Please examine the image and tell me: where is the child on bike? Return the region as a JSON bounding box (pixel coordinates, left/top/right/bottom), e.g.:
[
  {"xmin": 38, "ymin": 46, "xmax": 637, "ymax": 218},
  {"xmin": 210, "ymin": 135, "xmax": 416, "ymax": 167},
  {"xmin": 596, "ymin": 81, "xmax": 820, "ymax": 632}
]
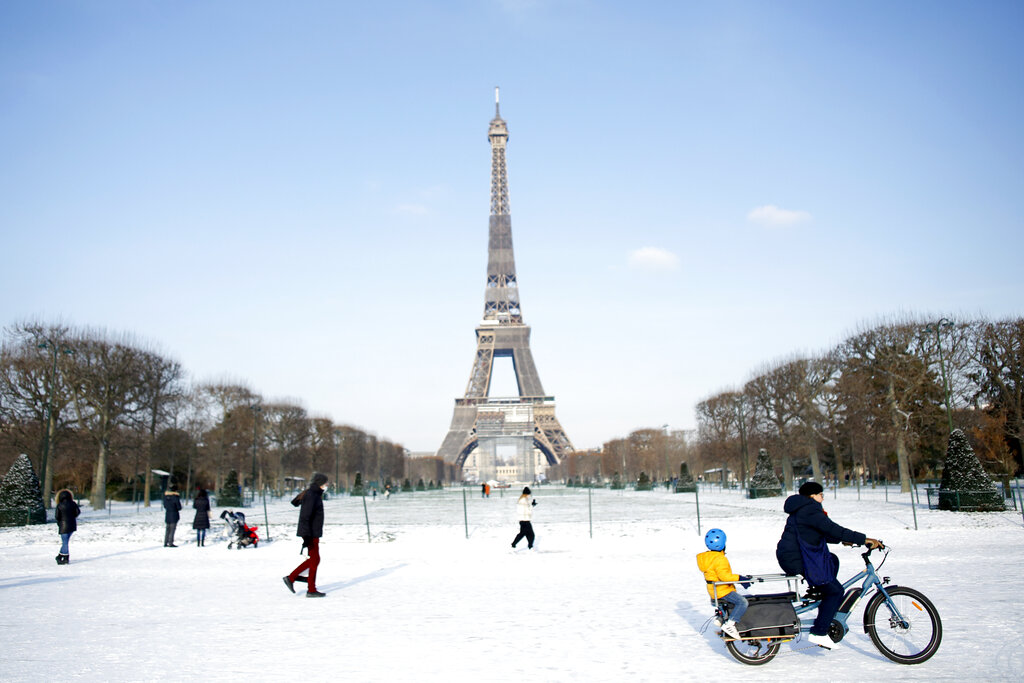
[{"xmin": 697, "ymin": 528, "xmax": 752, "ymax": 639}]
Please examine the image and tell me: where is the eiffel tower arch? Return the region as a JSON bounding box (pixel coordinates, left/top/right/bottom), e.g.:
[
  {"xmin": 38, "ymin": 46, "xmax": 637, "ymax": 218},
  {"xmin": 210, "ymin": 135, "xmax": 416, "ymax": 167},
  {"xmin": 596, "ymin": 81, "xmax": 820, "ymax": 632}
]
[{"xmin": 437, "ymin": 89, "xmax": 574, "ymax": 482}]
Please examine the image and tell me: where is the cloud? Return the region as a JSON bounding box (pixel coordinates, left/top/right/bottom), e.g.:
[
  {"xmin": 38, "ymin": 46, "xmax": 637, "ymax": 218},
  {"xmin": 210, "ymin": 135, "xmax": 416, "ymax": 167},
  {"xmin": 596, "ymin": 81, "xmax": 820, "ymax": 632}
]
[
  {"xmin": 627, "ymin": 247, "xmax": 680, "ymax": 272},
  {"xmin": 747, "ymin": 205, "xmax": 812, "ymax": 226}
]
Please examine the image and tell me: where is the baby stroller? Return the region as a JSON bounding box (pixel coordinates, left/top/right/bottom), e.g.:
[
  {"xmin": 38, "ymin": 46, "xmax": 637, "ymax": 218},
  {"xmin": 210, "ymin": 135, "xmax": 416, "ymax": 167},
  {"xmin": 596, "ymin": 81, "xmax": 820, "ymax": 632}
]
[{"xmin": 220, "ymin": 509, "xmax": 259, "ymax": 549}]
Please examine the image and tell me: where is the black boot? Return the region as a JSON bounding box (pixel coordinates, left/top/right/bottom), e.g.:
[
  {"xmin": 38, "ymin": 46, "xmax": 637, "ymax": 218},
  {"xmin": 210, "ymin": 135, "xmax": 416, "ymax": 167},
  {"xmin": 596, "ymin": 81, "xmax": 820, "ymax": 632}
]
[{"xmin": 55, "ymin": 554, "xmax": 62, "ymax": 565}]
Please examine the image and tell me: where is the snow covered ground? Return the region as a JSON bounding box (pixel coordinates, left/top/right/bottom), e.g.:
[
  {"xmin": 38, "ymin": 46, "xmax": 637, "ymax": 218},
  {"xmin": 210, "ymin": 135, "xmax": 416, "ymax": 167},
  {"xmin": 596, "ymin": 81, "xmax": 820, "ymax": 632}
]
[{"xmin": 2, "ymin": 484, "xmax": 1022, "ymax": 682}]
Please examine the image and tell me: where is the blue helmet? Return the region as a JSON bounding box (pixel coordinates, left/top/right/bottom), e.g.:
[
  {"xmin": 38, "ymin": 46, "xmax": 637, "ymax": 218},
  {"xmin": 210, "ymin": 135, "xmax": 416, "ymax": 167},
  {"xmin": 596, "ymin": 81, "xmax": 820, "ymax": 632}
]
[{"xmin": 705, "ymin": 528, "xmax": 726, "ymax": 551}]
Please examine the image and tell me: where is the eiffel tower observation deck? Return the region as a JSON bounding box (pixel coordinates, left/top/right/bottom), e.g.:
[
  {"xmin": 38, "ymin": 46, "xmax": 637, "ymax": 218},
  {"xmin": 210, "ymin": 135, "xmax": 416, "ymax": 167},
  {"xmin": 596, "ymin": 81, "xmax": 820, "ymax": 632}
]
[{"xmin": 437, "ymin": 89, "xmax": 574, "ymax": 482}]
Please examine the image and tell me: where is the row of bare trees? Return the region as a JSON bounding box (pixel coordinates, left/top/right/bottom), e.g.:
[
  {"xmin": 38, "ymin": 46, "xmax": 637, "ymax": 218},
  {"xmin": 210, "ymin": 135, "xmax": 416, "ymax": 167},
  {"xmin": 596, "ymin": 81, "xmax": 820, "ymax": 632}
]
[
  {"xmin": 0, "ymin": 322, "xmax": 409, "ymax": 509},
  {"xmin": 547, "ymin": 428, "xmax": 694, "ymax": 484},
  {"xmin": 693, "ymin": 316, "xmax": 1024, "ymax": 493}
]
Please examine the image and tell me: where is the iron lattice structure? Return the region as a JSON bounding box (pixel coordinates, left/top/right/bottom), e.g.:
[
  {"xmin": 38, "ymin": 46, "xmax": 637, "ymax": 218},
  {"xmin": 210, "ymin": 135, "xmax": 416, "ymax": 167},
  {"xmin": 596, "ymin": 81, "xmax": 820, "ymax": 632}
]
[{"xmin": 437, "ymin": 90, "xmax": 574, "ymax": 471}]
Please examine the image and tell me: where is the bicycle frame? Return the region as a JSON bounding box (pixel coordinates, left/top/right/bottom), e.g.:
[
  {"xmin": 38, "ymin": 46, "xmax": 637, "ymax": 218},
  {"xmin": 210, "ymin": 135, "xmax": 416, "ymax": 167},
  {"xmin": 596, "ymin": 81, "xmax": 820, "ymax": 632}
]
[{"xmin": 712, "ymin": 549, "xmax": 907, "ymax": 638}]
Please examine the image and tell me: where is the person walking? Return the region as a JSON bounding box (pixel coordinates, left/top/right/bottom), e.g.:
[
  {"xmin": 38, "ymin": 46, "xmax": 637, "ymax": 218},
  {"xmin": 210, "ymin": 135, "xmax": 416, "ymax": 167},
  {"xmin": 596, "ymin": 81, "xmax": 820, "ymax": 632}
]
[
  {"xmin": 163, "ymin": 484, "xmax": 182, "ymax": 547},
  {"xmin": 55, "ymin": 489, "xmax": 80, "ymax": 565},
  {"xmin": 511, "ymin": 486, "xmax": 537, "ymax": 550},
  {"xmin": 192, "ymin": 487, "xmax": 211, "ymax": 547},
  {"xmin": 283, "ymin": 473, "xmax": 328, "ymax": 598},
  {"xmin": 776, "ymin": 481, "xmax": 881, "ymax": 650}
]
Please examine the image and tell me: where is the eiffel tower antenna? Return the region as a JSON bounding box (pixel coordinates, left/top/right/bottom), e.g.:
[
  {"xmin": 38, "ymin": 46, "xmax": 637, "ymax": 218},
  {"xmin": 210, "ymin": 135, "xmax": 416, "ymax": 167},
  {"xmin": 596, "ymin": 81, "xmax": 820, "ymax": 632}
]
[{"xmin": 437, "ymin": 91, "xmax": 574, "ymax": 480}]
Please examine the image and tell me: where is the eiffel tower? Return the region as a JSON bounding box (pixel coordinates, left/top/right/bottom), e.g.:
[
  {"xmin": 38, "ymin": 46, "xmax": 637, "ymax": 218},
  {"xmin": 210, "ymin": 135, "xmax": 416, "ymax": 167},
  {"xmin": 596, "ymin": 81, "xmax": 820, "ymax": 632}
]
[{"xmin": 437, "ymin": 89, "xmax": 574, "ymax": 480}]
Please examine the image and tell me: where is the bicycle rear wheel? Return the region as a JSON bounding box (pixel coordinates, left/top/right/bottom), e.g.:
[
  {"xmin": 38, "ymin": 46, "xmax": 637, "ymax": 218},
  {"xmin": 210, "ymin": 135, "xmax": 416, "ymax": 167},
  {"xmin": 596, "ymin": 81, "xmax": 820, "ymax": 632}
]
[
  {"xmin": 864, "ymin": 586, "xmax": 941, "ymax": 664},
  {"xmin": 725, "ymin": 638, "xmax": 781, "ymax": 665}
]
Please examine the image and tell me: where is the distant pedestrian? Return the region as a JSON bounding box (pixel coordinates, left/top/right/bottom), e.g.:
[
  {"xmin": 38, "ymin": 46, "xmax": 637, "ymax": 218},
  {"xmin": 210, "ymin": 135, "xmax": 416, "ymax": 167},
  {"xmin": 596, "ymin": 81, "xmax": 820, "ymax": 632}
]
[
  {"xmin": 193, "ymin": 487, "xmax": 211, "ymax": 547},
  {"xmin": 55, "ymin": 489, "xmax": 80, "ymax": 565},
  {"xmin": 283, "ymin": 473, "xmax": 328, "ymax": 598},
  {"xmin": 163, "ymin": 484, "xmax": 182, "ymax": 547},
  {"xmin": 511, "ymin": 486, "xmax": 537, "ymax": 550},
  {"xmin": 481, "ymin": 483, "xmax": 487, "ymax": 498}
]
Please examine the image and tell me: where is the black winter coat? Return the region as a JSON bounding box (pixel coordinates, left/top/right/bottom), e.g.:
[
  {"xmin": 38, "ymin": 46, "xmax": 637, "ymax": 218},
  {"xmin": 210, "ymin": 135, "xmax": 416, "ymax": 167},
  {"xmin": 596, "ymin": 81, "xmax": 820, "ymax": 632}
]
[
  {"xmin": 775, "ymin": 494, "xmax": 866, "ymax": 575},
  {"xmin": 56, "ymin": 496, "xmax": 80, "ymax": 534},
  {"xmin": 296, "ymin": 486, "xmax": 324, "ymax": 539},
  {"xmin": 192, "ymin": 495, "xmax": 211, "ymax": 530},
  {"xmin": 163, "ymin": 491, "xmax": 182, "ymax": 524}
]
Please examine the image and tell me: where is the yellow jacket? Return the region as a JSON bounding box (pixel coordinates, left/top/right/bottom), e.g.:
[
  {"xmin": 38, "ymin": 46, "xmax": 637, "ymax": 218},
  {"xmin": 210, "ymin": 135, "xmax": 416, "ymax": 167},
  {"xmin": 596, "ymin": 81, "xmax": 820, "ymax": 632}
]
[{"xmin": 696, "ymin": 550, "xmax": 741, "ymax": 599}]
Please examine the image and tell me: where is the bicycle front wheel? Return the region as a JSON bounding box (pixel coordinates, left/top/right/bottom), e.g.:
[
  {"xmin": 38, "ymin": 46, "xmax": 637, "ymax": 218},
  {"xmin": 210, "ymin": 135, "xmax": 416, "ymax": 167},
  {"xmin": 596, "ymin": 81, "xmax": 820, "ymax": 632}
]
[{"xmin": 864, "ymin": 586, "xmax": 942, "ymax": 664}]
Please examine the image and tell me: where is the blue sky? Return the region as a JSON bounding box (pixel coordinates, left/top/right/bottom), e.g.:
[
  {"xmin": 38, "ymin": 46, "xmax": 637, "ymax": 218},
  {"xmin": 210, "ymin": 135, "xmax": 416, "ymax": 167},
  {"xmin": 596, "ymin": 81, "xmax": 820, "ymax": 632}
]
[{"xmin": 2, "ymin": 1, "xmax": 1022, "ymax": 453}]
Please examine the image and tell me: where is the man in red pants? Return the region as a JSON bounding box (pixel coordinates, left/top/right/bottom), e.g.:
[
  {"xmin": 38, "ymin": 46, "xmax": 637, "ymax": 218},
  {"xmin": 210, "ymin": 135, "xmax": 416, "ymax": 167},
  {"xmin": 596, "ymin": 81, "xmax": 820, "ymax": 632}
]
[{"xmin": 283, "ymin": 473, "xmax": 328, "ymax": 598}]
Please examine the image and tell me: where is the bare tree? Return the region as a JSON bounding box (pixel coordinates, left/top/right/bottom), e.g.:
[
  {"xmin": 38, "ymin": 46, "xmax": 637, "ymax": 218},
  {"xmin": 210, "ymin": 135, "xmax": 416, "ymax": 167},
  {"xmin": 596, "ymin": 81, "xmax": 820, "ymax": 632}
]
[
  {"xmin": 138, "ymin": 351, "xmax": 184, "ymax": 506},
  {"xmin": 66, "ymin": 332, "xmax": 150, "ymax": 510},
  {"xmin": 745, "ymin": 360, "xmax": 805, "ymax": 490},
  {"xmin": 262, "ymin": 401, "xmax": 310, "ymax": 493},
  {"xmin": 0, "ymin": 322, "xmax": 76, "ymax": 507},
  {"xmin": 841, "ymin": 320, "xmax": 945, "ymax": 492},
  {"xmin": 969, "ymin": 318, "xmax": 1024, "ymax": 474}
]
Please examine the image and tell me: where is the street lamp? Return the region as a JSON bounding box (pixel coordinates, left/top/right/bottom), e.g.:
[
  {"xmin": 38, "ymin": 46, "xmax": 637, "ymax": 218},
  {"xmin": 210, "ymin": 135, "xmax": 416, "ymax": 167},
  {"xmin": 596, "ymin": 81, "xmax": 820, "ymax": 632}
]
[
  {"xmin": 662, "ymin": 424, "xmax": 670, "ymax": 485},
  {"xmin": 37, "ymin": 340, "xmax": 73, "ymax": 508},
  {"xmin": 249, "ymin": 404, "xmax": 262, "ymax": 505},
  {"xmin": 333, "ymin": 429, "xmax": 342, "ymax": 494},
  {"xmin": 925, "ymin": 319, "xmax": 955, "ymax": 434},
  {"xmin": 733, "ymin": 396, "xmax": 750, "ymax": 488}
]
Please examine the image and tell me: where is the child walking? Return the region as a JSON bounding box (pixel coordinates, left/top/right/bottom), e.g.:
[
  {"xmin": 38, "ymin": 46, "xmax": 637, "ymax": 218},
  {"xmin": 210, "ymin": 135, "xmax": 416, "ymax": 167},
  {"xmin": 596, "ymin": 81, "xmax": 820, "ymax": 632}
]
[{"xmin": 696, "ymin": 528, "xmax": 751, "ymax": 639}]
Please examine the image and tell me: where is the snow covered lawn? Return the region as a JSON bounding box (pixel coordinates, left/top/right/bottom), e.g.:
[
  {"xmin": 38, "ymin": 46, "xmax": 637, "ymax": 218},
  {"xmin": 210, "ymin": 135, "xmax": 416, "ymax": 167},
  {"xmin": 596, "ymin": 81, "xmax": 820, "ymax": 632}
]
[{"xmin": 2, "ymin": 486, "xmax": 1022, "ymax": 681}]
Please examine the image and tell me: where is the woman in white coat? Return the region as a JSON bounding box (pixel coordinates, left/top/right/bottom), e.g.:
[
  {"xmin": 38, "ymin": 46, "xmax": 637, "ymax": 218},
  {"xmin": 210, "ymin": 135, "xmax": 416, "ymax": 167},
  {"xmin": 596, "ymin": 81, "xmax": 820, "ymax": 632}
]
[{"xmin": 511, "ymin": 486, "xmax": 537, "ymax": 549}]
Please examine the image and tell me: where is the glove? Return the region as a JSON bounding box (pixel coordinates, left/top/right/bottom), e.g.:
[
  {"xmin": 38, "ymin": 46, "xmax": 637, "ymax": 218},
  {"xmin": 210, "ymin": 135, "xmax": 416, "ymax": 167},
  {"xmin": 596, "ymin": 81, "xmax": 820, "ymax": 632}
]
[
  {"xmin": 865, "ymin": 538, "xmax": 883, "ymax": 550},
  {"xmin": 531, "ymin": 500, "xmax": 538, "ymax": 506},
  {"xmin": 739, "ymin": 575, "xmax": 752, "ymax": 589}
]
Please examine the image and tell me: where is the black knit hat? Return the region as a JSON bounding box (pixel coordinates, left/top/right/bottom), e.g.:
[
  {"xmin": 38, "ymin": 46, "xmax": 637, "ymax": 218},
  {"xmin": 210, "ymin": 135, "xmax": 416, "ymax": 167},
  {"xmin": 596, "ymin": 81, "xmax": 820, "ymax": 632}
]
[
  {"xmin": 522, "ymin": 486, "xmax": 531, "ymax": 495},
  {"xmin": 799, "ymin": 481, "xmax": 824, "ymax": 496}
]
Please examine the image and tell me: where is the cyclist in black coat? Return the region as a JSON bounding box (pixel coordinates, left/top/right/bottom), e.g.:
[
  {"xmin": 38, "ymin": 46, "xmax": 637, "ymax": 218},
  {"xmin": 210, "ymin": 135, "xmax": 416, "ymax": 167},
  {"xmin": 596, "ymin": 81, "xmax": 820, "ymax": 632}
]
[
  {"xmin": 55, "ymin": 489, "xmax": 80, "ymax": 565},
  {"xmin": 283, "ymin": 473, "xmax": 328, "ymax": 598},
  {"xmin": 776, "ymin": 481, "xmax": 880, "ymax": 650}
]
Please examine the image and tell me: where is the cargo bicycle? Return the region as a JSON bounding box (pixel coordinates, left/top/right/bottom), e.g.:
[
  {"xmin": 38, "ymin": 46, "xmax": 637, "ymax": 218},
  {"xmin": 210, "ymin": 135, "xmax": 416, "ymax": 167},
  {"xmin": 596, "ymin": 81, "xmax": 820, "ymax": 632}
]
[{"xmin": 710, "ymin": 543, "xmax": 942, "ymax": 665}]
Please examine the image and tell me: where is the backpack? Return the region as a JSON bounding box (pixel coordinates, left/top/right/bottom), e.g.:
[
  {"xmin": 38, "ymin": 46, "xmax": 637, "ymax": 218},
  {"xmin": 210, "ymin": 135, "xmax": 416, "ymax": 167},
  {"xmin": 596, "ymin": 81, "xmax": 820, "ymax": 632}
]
[{"xmin": 795, "ymin": 532, "xmax": 837, "ymax": 586}]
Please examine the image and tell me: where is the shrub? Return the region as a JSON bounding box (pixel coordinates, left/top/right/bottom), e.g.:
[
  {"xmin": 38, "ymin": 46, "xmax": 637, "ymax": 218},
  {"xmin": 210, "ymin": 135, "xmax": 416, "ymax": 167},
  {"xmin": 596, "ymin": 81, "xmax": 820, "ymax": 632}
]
[
  {"xmin": 939, "ymin": 429, "xmax": 1005, "ymax": 511},
  {"xmin": 218, "ymin": 470, "xmax": 243, "ymax": 507},
  {"xmin": 0, "ymin": 454, "xmax": 47, "ymax": 526}
]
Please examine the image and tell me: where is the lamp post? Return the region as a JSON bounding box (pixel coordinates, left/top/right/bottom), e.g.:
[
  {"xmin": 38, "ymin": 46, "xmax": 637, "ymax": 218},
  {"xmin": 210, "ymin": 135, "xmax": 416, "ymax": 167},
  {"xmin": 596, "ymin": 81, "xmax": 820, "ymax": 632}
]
[
  {"xmin": 733, "ymin": 396, "xmax": 750, "ymax": 488},
  {"xmin": 925, "ymin": 319, "xmax": 955, "ymax": 434},
  {"xmin": 333, "ymin": 429, "xmax": 342, "ymax": 494},
  {"xmin": 249, "ymin": 404, "xmax": 261, "ymax": 505},
  {"xmin": 37, "ymin": 340, "xmax": 72, "ymax": 508},
  {"xmin": 662, "ymin": 424, "xmax": 670, "ymax": 484}
]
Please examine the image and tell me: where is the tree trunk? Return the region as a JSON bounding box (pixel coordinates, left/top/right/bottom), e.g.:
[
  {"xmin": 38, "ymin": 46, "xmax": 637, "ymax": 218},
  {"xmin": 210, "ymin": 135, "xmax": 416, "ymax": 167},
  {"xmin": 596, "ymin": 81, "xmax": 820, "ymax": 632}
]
[
  {"xmin": 42, "ymin": 412, "xmax": 57, "ymax": 509},
  {"xmin": 781, "ymin": 455, "xmax": 793, "ymax": 491},
  {"xmin": 886, "ymin": 377, "xmax": 913, "ymax": 493},
  {"xmin": 91, "ymin": 438, "xmax": 108, "ymax": 510},
  {"xmin": 809, "ymin": 444, "xmax": 822, "ymax": 484},
  {"xmin": 834, "ymin": 445, "xmax": 846, "ymax": 488}
]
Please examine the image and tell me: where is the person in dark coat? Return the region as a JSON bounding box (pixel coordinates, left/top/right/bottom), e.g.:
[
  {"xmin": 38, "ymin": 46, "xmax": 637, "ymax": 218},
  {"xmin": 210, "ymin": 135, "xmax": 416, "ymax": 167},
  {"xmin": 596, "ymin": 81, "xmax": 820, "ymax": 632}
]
[
  {"xmin": 55, "ymin": 489, "xmax": 80, "ymax": 565},
  {"xmin": 163, "ymin": 485, "xmax": 182, "ymax": 547},
  {"xmin": 192, "ymin": 488, "xmax": 211, "ymax": 547},
  {"xmin": 775, "ymin": 481, "xmax": 881, "ymax": 650},
  {"xmin": 283, "ymin": 473, "xmax": 328, "ymax": 598}
]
